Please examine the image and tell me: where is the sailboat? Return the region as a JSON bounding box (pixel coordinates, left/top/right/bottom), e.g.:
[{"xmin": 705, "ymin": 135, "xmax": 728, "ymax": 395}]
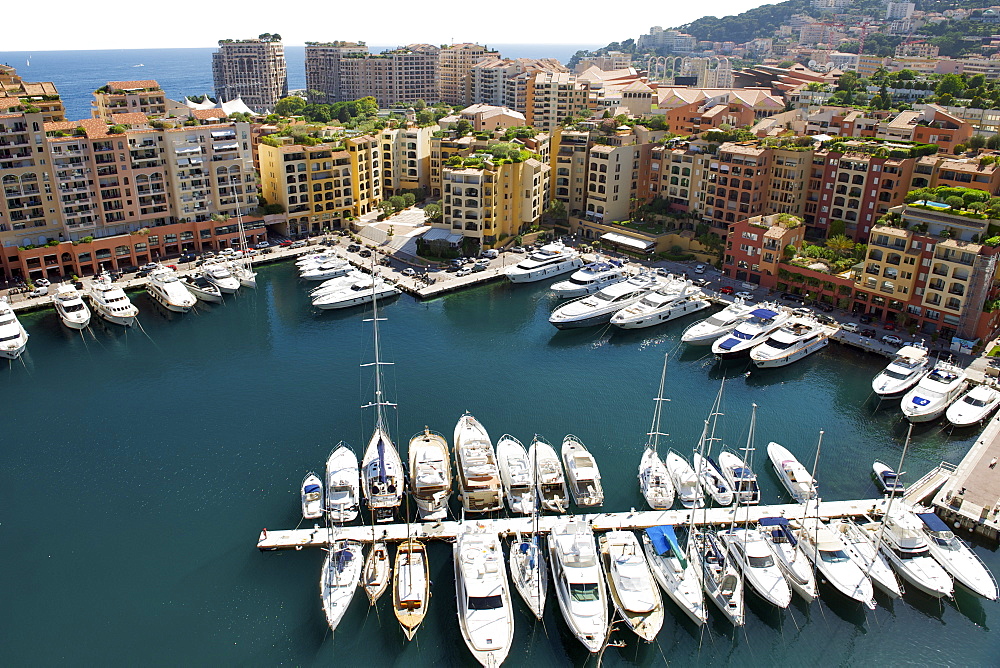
[
  {"xmin": 638, "ymin": 353, "xmax": 676, "ymax": 509},
  {"xmin": 393, "ymin": 538, "xmax": 430, "ymax": 640},
  {"xmin": 319, "ymin": 531, "xmax": 363, "ymax": 632},
  {"xmin": 231, "ymin": 178, "xmax": 257, "ymax": 288},
  {"xmin": 359, "ymin": 291, "xmax": 404, "ymax": 523},
  {"xmin": 510, "ymin": 524, "xmax": 548, "ymax": 619},
  {"xmin": 362, "ymin": 542, "xmax": 390, "ymax": 604},
  {"xmin": 693, "ymin": 381, "xmax": 734, "ymax": 507},
  {"xmin": 642, "ymin": 525, "xmax": 707, "ymax": 625}
]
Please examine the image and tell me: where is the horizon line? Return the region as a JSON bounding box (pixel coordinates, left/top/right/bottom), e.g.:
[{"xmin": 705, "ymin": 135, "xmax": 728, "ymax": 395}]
[{"xmin": 0, "ymin": 42, "xmax": 605, "ymax": 54}]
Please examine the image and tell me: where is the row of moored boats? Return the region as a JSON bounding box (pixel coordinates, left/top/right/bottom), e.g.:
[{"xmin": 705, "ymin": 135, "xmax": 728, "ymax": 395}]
[{"xmin": 295, "ymin": 251, "xmax": 400, "ymax": 309}]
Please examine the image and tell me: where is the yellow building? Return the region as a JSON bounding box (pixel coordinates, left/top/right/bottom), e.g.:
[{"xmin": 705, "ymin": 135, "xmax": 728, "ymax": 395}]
[
  {"xmin": 345, "ymin": 135, "xmax": 382, "ymax": 216},
  {"xmin": 0, "ymin": 65, "xmax": 65, "ymax": 122},
  {"xmin": 525, "ymin": 71, "xmax": 593, "ymax": 131},
  {"xmin": 379, "ymin": 125, "xmax": 433, "ymax": 195}
]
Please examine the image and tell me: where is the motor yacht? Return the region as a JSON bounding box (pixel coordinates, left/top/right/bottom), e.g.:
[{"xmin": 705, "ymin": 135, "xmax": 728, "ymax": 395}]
[
  {"xmin": 712, "ymin": 305, "xmax": 790, "ymax": 358},
  {"xmin": 680, "ymin": 298, "xmax": 756, "ymax": 345},
  {"xmin": 496, "ymin": 434, "xmax": 536, "ymax": 515},
  {"xmin": 52, "ymin": 284, "xmax": 91, "ymax": 329},
  {"xmin": 548, "ymin": 272, "xmax": 663, "ymax": 329},
  {"xmin": 639, "ymin": 447, "xmax": 675, "ymax": 509},
  {"xmin": 600, "ymin": 530, "xmax": 664, "ymax": 642},
  {"xmin": 692, "ymin": 452, "xmax": 734, "ymax": 507},
  {"xmin": 309, "ymin": 270, "xmax": 364, "ymax": 297},
  {"xmin": 561, "ymin": 435, "xmax": 604, "ymax": 507},
  {"xmin": 0, "ymin": 298, "xmax": 28, "ymax": 360},
  {"xmin": 833, "ymin": 518, "xmax": 903, "ymax": 598},
  {"xmin": 407, "ymin": 428, "xmax": 451, "ymax": 521},
  {"xmin": 453, "ymin": 525, "xmax": 514, "ymax": 667},
  {"xmin": 509, "ymin": 533, "xmax": 547, "ymax": 620},
  {"xmin": 873, "ymin": 460, "xmax": 905, "ymax": 496},
  {"xmin": 749, "ymin": 318, "xmax": 832, "ymax": 368},
  {"xmin": 454, "ymin": 412, "xmax": 503, "ymax": 513},
  {"xmin": 504, "ymin": 242, "xmax": 583, "ymax": 283},
  {"xmin": 901, "ymin": 359, "xmax": 968, "ymax": 422},
  {"xmin": 719, "ymin": 527, "xmax": 792, "ymax": 608},
  {"xmin": 550, "ymin": 259, "xmax": 628, "ymax": 298},
  {"xmin": 300, "ymin": 259, "xmax": 352, "ymax": 281},
  {"xmin": 296, "ymin": 251, "xmax": 338, "ymax": 268},
  {"xmin": 665, "ymin": 450, "xmax": 704, "ymax": 509},
  {"xmin": 946, "ymin": 384, "xmax": 1000, "ymax": 428},
  {"xmin": 548, "ymin": 519, "xmax": 608, "ymax": 653},
  {"xmin": 529, "ymin": 436, "xmax": 568, "ymax": 513},
  {"xmin": 691, "ymin": 529, "xmax": 744, "ymax": 626},
  {"xmin": 797, "ymin": 518, "xmax": 876, "ymax": 608},
  {"xmin": 301, "ymin": 472, "xmax": 324, "ymax": 520},
  {"xmin": 180, "ymin": 275, "xmax": 223, "ymax": 303},
  {"xmin": 767, "ymin": 441, "xmax": 817, "ymax": 503},
  {"xmin": 757, "ymin": 517, "xmax": 818, "ymax": 601},
  {"xmin": 872, "ymin": 508, "xmax": 953, "ymax": 598},
  {"xmin": 202, "ymin": 262, "xmax": 240, "ymax": 294},
  {"xmin": 915, "ymin": 511, "xmax": 997, "ymax": 600},
  {"xmin": 320, "ymin": 537, "xmax": 363, "ymax": 632},
  {"xmin": 325, "ymin": 443, "xmax": 360, "ymax": 523},
  {"xmin": 312, "ymin": 275, "xmax": 400, "ymax": 310},
  {"xmin": 363, "ymin": 541, "xmax": 390, "ymax": 605},
  {"xmin": 393, "ymin": 539, "xmax": 430, "ymax": 640},
  {"xmin": 87, "ymin": 272, "xmax": 138, "ymax": 327},
  {"xmin": 611, "ymin": 281, "xmax": 711, "ymax": 329},
  {"xmin": 146, "ymin": 267, "xmax": 196, "ymax": 313},
  {"xmin": 872, "ymin": 343, "xmax": 930, "ymax": 397},
  {"xmin": 717, "ymin": 449, "xmax": 760, "ymax": 505},
  {"xmin": 642, "ymin": 526, "xmax": 707, "ymax": 626}
]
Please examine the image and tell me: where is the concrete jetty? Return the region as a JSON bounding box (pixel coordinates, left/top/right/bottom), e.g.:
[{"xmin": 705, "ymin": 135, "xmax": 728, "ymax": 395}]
[{"xmin": 933, "ymin": 412, "xmax": 1000, "ymax": 540}]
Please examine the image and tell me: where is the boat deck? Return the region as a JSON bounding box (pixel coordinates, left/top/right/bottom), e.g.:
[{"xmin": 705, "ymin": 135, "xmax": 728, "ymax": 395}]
[{"xmin": 257, "ymin": 497, "xmax": 887, "ymax": 550}]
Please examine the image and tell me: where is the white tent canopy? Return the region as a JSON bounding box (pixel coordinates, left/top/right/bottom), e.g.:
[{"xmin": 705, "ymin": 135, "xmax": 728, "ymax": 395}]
[
  {"xmin": 184, "ymin": 95, "xmax": 217, "ymax": 110},
  {"xmin": 600, "ymin": 232, "xmax": 654, "ymax": 251},
  {"xmin": 220, "ymin": 97, "xmax": 257, "ymax": 116}
]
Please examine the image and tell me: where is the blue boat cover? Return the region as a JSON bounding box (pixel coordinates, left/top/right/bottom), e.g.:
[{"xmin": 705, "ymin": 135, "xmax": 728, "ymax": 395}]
[
  {"xmin": 758, "ymin": 516, "xmax": 790, "ymax": 527},
  {"xmin": 917, "ymin": 512, "xmax": 950, "ymax": 533},
  {"xmin": 304, "ymin": 484, "xmax": 321, "ymax": 493},
  {"xmin": 733, "ymin": 467, "xmax": 754, "ymax": 479},
  {"xmin": 750, "ymin": 309, "xmax": 777, "ymax": 319},
  {"xmin": 912, "ymin": 396, "xmax": 930, "ymax": 407},
  {"xmin": 377, "ymin": 437, "xmax": 387, "ymax": 483},
  {"xmin": 646, "ymin": 525, "xmax": 683, "ymax": 561},
  {"xmin": 718, "ymin": 337, "xmax": 739, "ymax": 350},
  {"xmin": 759, "ymin": 516, "xmax": 797, "ymax": 546}
]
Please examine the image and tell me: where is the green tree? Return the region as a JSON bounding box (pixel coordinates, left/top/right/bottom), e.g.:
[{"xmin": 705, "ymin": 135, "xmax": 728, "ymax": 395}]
[
  {"xmin": 936, "ymin": 74, "xmax": 965, "ymax": 97},
  {"xmin": 825, "ymin": 234, "xmax": 855, "ymax": 257},
  {"xmin": 969, "ymin": 134, "xmax": 987, "ymax": 150},
  {"xmin": 274, "ymin": 96, "xmax": 305, "ymax": 117},
  {"xmin": 423, "ymin": 203, "xmax": 442, "ymax": 224},
  {"xmin": 402, "ymin": 193, "xmax": 416, "ymax": 208}
]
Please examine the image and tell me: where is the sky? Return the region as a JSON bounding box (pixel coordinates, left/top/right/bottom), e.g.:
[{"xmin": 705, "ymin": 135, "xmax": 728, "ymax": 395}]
[{"xmin": 5, "ymin": 1, "xmax": 776, "ymax": 51}]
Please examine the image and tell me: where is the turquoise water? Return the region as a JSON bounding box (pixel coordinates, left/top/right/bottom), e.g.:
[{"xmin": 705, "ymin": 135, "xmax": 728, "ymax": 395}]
[{"xmin": 1, "ymin": 260, "xmax": 996, "ymax": 665}]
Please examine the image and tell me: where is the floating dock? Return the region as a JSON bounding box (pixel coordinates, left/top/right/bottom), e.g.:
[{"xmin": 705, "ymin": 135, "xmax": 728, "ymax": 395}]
[
  {"xmin": 257, "ymin": 497, "xmax": 887, "ymax": 550},
  {"xmin": 933, "ymin": 411, "xmax": 1000, "ymax": 540}
]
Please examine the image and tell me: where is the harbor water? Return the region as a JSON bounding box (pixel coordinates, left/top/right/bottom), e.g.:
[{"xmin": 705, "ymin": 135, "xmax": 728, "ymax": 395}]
[{"xmin": 1, "ymin": 260, "xmax": 996, "ymax": 665}]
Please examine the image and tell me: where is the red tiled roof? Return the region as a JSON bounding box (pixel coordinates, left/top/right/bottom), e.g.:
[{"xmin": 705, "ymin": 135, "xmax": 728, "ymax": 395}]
[
  {"xmin": 110, "ymin": 112, "xmax": 149, "ymax": 125},
  {"xmin": 192, "ymin": 108, "xmax": 227, "ymax": 119},
  {"xmin": 107, "ymin": 80, "xmax": 161, "ymax": 91}
]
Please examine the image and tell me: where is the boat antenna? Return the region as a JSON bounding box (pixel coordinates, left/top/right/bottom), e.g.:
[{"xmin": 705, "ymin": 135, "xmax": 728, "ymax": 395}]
[
  {"xmin": 647, "ymin": 353, "xmax": 670, "ymax": 453},
  {"xmin": 361, "ymin": 283, "xmax": 395, "ymax": 431}
]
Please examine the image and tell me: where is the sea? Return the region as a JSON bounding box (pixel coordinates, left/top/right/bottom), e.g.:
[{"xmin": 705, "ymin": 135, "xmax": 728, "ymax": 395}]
[
  {"xmin": 0, "ymin": 260, "xmax": 997, "ymax": 665},
  {"xmin": 0, "ymin": 45, "xmax": 602, "ymax": 121}
]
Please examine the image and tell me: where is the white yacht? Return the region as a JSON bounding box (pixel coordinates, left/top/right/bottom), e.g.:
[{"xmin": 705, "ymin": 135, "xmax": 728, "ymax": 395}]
[
  {"xmin": 718, "ymin": 527, "xmax": 792, "ymax": 608},
  {"xmin": 900, "ymin": 360, "xmax": 968, "ymax": 422},
  {"xmin": 642, "ymin": 526, "xmax": 707, "ymax": 626},
  {"xmin": 548, "ymin": 519, "xmax": 608, "ymax": 653},
  {"xmin": 87, "ymin": 272, "xmax": 138, "ymax": 327},
  {"xmin": 146, "ymin": 267, "xmax": 196, "ymax": 313},
  {"xmin": 296, "ymin": 251, "xmax": 337, "ymax": 267},
  {"xmin": 757, "ymin": 517, "xmax": 818, "ymax": 601},
  {"xmin": 876, "ymin": 508, "xmax": 954, "ymax": 598},
  {"xmin": 301, "ymin": 472, "xmax": 324, "ymax": 520},
  {"xmin": 202, "ymin": 262, "xmax": 240, "ymax": 294},
  {"xmin": 915, "ymin": 510, "xmax": 997, "ymax": 600},
  {"xmin": 712, "ymin": 305, "xmax": 790, "ymax": 358},
  {"xmin": 692, "ymin": 452, "xmax": 734, "ymax": 507},
  {"xmin": 873, "ymin": 460, "xmax": 905, "ymax": 496},
  {"xmin": 548, "ymin": 272, "xmax": 663, "ymax": 329},
  {"xmin": 453, "ymin": 525, "xmax": 514, "ymax": 667},
  {"xmin": 872, "ymin": 343, "xmax": 930, "ymax": 397},
  {"xmin": 611, "ymin": 281, "xmax": 712, "ymax": 329},
  {"xmin": 407, "ymin": 428, "xmax": 451, "ymax": 521},
  {"xmin": 749, "ymin": 318, "xmax": 833, "ymax": 368},
  {"xmin": 300, "ymin": 259, "xmax": 352, "ymax": 281},
  {"xmin": 509, "ymin": 533, "xmax": 547, "ymax": 620},
  {"xmin": 946, "ymin": 384, "xmax": 1000, "ymax": 428},
  {"xmin": 529, "ymin": 436, "xmax": 568, "ymax": 513},
  {"xmin": 561, "ymin": 435, "xmax": 604, "ymax": 507},
  {"xmin": 833, "ymin": 518, "xmax": 904, "ymax": 599},
  {"xmin": 797, "ymin": 518, "xmax": 876, "ymax": 608},
  {"xmin": 504, "ymin": 242, "xmax": 584, "ymax": 283},
  {"xmin": 180, "ymin": 275, "xmax": 223, "ymax": 303},
  {"xmin": 680, "ymin": 298, "xmax": 756, "ymax": 345},
  {"xmin": 325, "ymin": 443, "xmax": 360, "ymax": 523},
  {"xmin": 600, "ymin": 530, "xmax": 664, "ymax": 642},
  {"xmin": 496, "ymin": 434, "xmax": 536, "ymax": 515},
  {"xmin": 312, "ymin": 275, "xmax": 400, "ymax": 310},
  {"xmin": 718, "ymin": 450, "xmax": 760, "ymax": 505},
  {"xmin": 454, "ymin": 413, "xmax": 503, "ymax": 513},
  {"xmin": 767, "ymin": 441, "xmax": 817, "ymax": 503},
  {"xmin": 320, "ymin": 537, "xmax": 363, "ymax": 632},
  {"xmin": 0, "ymin": 298, "xmax": 28, "ymax": 359},
  {"xmin": 52, "ymin": 284, "xmax": 91, "ymax": 329},
  {"xmin": 309, "ymin": 270, "xmax": 364, "ymax": 297},
  {"xmin": 231, "ymin": 261, "xmax": 257, "ymax": 289},
  {"xmin": 692, "ymin": 529, "xmax": 744, "ymax": 626},
  {"xmin": 665, "ymin": 450, "xmax": 704, "ymax": 509},
  {"xmin": 550, "ymin": 259, "xmax": 628, "ymax": 298}
]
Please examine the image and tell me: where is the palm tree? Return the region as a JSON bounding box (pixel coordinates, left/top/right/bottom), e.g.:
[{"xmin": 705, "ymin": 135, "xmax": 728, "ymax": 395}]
[{"xmin": 825, "ymin": 234, "xmax": 855, "ymax": 257}]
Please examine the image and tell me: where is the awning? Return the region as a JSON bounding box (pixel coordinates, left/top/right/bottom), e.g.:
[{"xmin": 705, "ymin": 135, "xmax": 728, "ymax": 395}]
[
  {"xmin": 211, "ymin": 130, "xmax": 235, "ymax": 139},
  {"xmin": 175, "ymin": 146, "xmax": 201, "ymax": 155},
  {"xmin": 214, "ymin": 142, "xmax": 239, "ymax": 151},
  {"xmin": 422, "ymin": 228, "xmax": 463, "ymax": 244},
  {"xmin": 601, "ymin": 231, "xmax": 654, "ymax": 251}
]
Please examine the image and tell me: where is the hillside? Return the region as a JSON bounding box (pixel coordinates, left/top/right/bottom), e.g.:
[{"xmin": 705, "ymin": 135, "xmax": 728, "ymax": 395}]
[{"xmin": 676, "ymin": 0, "xmax": 811, "ymax": 45}]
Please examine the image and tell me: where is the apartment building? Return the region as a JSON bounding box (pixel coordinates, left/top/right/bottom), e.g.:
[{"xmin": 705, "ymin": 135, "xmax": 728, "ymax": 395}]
[
  {"xmin": 345, "ymin": 135, "xmax": 382, "ymax": 216},
  {"xmin": 439, "ymin": 43, "xmax": 499, "ymax": 106},
  {"xmin": 911, "ymin": 154, "xmax": 1000, "ymax": 193},
  {"xmin": 92, "ymin": 80, "xmax": 167, "ymax": 121},
  {"xmin": 469, "ymin": 58, "xmax": 567, "ymax": 109},
  {"xmin": 574, "ymin": 52, "xmax": 631, "ymax": 74},
  {"xmin": 639, "ymin": 142, "xmax": 711, "ymax": 217},
  {"xmin": 723, "ymin": 213, "xmax": 806, "ymax": 286},
  {"xmin": 304, "ymin": 42, "xmax": 369, "ymax": 103},
  {"xmin": 583, "ymin": 143, "xmax": 639, "ymax": 224},
  {"xmin": 379, "ymin": 125, "xmax": 433, "ymax": 195},
  {"xmin": 550, "ymin": 129, "xmax": 591, "ymax": 218},
  {"xmin": 325, "ymin": 44, "xmax": 441, "ymax": 106},
  {"xmin": 429, "ymin": 134, "xmax": 476, "ymax": 197},
  {"xmin": 212, "ymin": 37, "xmax": 288, "ymax": 111},
  {"xmin": 656, "ymin": 88, "xmax": 784, "ymax": 135},
  {"xmin": 525, "ymin": 71, "xmax": 593, "ymax": 131},
  {"xmin": 704, "ymin": 143, "xmax": 771, "ymax": 230},
  {"xmin": 637, "ymin": 27, "xmax": 696, "ymax": 53},
  {"xmin": 0, "ymin": 65, "xmax": 64, "ymax": 122}
]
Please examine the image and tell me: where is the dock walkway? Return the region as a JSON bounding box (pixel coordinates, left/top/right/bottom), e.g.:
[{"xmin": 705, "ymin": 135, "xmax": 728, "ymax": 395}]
[
  {"xmin": 257, "ymin": 497, "xmax": 886, "ymax": 550},
  {"xmin": 933, "ymin": 411, "xmax": 1000, "ymax": 539}
]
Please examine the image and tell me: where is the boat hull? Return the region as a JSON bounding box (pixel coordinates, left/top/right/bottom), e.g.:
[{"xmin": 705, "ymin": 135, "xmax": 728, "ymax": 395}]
[
  {"xmin": 614, "ymin": 298, "xmax": 711, "ymax": 329},
  {"xmin": 506, "ymin": 258, "xmax": 584, "ymax": 283},
  {"xmin": 751, "ymin": 336, "xmax": 829, "ymax": 368},
  {"xmin": 147, "ymin": 286, "xmax": 193, "ymax": 313}
]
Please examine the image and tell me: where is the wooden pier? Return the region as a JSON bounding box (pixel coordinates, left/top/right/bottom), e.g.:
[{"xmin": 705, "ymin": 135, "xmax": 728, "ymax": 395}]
[{"xmin": 256, "ymin": 497, "xmax": 887, "ymax": 550}]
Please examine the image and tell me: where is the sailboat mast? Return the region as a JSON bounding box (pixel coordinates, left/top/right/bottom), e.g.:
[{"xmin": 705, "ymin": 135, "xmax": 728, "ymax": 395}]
[
  {"xmin": 648, "ymin": 354, "xmax": 670, "ymax": 452},
  {"xmin": 738, "ymin": 403, "xmax": 757, "ymax": 530}
]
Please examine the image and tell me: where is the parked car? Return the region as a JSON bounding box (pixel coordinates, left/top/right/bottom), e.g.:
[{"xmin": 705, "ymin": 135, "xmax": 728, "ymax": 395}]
[
  {"xmin": 445, "ymin": 265, "xmax": 459, "ymax": 273},
  {"xmin": 694, "ymin": 264, "xmax": 706, "ymax": 274},
  {"xmin": 402, "ymin": 268, "xmax": 416, "ymax": 277},
  {"xmin": 481, "ymin": 249, "xmax": 499, "ymax": 259},
  {"xmin": 511, "ymin": 246, "xmax": 526, "ymax": 253},
  {"xmin": 178, "ymin": 252, "xmax": 197, "ymax": 263},
  {"xmin": 860, "ymin": 327, "xmax": 877, "ymax": 338},
  {"xmin": 358, "ymin": 249, "xmax": 372, "ymax": 258},
  {"xmin": 780, "ymin": 292, "xmax": 799, "ymax": 301},
  {"xmin": 255, "ymin": 241, "xmax": 271, "ymax": 249},
  {"xmin": 735, "ymin": 291, "xmax": 754, "ymax": 300},
  {"xmin": 289, "ymin": 240, "xmax": 307, "ymax": 249},
  {"xmin": 792, "ymin": 307, "xmax": 813, "ymax": 317},
  {"xmin": 261, "ymin": 247, "xmax": 274, "ymax": 255},
  {"xmin": 882, "ymin": 334, "xmax": 903, "ymax": 346},
  {"xmin": 883, "ymin": 322, "xmax": 896, "ymax": 331},
  {"xmin": 140, "ymin": 262, "xmax": 159, "ymax": 272},
  {"xmin": 719, "ymin": 286, "xmax": 734, "ymax": 295},
  {"xmin": 279, "ymin": 240, "xmax": 293, "ymax": 247},
  {"xmin": 347, "ymin": 244, "xmax": 361, "ymax": 253},
  {"xmin": 694, "ymin": 278, "xmax": 710, "ymax": 287},
  {"xmin": 456, "ymin": 267, "xmax": 473, "ymax": 277},
  {"xmin": 816, "ymin": 314, "xmax": 837, "ymax": 325},
  {"xmin": 471, "ymin": 263, "xmax": 487, "ymax": 273},
  {"xmin": 841, "ymin": 322, "xmax": 860, "ymax": 333},
  {"xmin": 859, "ymin": 314, "xmax": 873, "ymax": 324}
]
